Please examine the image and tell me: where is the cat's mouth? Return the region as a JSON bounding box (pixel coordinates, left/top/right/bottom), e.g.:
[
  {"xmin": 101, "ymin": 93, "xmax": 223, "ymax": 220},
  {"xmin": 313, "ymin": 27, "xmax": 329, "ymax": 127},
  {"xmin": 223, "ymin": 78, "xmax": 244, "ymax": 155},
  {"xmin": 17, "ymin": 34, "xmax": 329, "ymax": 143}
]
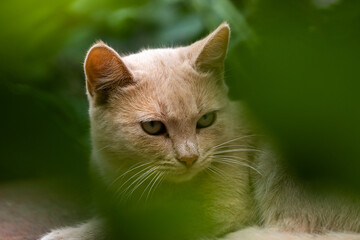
[
  {"xmin": 164, "ymin": 170, "xmax": 199, "ymax": 182},
  {"xmin": 161, "ymin": 159, "xmax": 211, "ymax": 182}
]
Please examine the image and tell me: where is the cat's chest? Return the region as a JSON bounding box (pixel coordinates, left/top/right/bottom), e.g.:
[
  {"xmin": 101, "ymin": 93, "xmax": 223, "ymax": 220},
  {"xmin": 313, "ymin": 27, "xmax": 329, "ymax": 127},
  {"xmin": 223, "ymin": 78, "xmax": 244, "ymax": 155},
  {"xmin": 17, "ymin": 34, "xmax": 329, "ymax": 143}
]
[{"xmin": 100, "ymin": 177, "xmax": 239, "ymax": 239}]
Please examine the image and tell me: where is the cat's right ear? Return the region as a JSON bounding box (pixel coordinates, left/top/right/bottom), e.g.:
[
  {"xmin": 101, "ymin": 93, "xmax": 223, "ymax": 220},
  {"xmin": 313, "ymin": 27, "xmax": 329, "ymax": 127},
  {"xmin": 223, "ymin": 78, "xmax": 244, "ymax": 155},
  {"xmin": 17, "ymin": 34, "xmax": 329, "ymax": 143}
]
[
  {"xmin": 189, "ymin": 22, "xmax": 230, "ymax": 75},
  {"xmin": 84, "ymin": 42, "xmax": 134, "ymax": 104}
]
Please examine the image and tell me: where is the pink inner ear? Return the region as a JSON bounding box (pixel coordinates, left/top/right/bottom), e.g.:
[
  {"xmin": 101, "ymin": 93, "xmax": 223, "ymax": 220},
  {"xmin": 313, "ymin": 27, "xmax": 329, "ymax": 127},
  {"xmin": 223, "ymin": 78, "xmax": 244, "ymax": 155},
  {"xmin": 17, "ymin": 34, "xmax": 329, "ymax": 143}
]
[
  {"xmin": 84, "ymin": 44, "xmax": 133, "ymax": 97},
  {"xmin": 85, "ymin": 47, "xmax": 111, "ymax": 80}
]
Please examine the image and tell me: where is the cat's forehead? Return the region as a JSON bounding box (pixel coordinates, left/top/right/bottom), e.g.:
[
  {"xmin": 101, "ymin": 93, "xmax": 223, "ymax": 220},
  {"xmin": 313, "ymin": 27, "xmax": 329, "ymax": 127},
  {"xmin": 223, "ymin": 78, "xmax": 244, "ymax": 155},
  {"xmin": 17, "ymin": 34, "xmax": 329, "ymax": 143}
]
[
  {"xmin": 119, "ymin": 48, "xmax": 227, "ymax": 121},
  {"xmin": 123, "ymin": 47, "xmax": 209, "ymax": 96},
  {"xmin": 123, "ymin": 48, "xmax": 187, "ymax": 72}
]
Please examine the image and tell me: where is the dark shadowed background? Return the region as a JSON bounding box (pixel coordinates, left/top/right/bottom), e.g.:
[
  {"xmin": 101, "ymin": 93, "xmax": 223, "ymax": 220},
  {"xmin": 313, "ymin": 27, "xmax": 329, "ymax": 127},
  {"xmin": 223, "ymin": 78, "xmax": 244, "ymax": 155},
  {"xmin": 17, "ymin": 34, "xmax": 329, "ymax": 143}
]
[{"xmin": 0, "ymin": 0, "xmax": 360, "ymax": 199}]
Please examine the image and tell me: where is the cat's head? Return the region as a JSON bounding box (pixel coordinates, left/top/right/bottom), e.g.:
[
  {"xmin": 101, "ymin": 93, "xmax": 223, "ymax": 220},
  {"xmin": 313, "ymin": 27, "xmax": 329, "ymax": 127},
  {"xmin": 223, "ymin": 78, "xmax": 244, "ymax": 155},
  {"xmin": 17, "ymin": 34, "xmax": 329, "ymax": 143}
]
[{"xmin": 85, "ymin": 23, "xmax": 244, "ymax": 184}]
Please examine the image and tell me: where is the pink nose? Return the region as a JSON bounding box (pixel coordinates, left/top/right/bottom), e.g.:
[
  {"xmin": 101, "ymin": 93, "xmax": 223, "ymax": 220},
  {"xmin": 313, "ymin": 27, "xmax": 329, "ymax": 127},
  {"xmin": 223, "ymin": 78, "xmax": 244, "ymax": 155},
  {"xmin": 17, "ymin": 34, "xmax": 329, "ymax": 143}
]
[{"xmin": 178, "ymin": 155, "xmax": 198, "ymax": 168}]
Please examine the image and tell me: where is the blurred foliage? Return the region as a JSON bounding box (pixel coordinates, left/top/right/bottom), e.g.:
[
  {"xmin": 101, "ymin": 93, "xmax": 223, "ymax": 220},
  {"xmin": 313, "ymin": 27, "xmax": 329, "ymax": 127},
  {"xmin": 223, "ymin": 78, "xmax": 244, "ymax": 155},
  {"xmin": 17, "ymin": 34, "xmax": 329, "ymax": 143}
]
[
  {"xmin": 0, "ymin": 0, "xmax": 360, "ymax": 195},
  {"xmin": 229, "ymin": 0, "xmax": 360, "ymax": 191}
]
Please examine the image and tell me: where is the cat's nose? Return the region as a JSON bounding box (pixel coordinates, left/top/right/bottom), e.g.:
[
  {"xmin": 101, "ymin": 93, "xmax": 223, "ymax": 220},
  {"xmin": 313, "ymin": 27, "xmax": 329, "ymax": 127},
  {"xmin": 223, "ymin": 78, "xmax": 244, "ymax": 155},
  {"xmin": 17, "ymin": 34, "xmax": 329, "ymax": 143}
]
[{"xmin": 178, "ymin": 155, "xmax": 198, "ymax": 168}]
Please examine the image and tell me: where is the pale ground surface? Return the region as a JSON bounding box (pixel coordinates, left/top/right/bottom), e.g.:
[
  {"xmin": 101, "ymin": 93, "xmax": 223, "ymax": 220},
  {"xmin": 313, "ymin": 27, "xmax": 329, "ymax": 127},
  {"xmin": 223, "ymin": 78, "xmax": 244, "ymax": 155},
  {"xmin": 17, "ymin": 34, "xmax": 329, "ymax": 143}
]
[{"xmin": 0, "ymin": 179, "xmax": 89, "ymax": 240}]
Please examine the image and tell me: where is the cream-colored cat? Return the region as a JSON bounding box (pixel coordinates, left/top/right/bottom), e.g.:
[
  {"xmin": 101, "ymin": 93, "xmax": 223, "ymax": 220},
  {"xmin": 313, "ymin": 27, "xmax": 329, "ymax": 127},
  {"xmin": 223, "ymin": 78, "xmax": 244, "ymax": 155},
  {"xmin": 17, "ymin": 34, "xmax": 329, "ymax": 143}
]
[{"xmin": 41, "ymin": 23, "xmax": 360, "ymax": 240}]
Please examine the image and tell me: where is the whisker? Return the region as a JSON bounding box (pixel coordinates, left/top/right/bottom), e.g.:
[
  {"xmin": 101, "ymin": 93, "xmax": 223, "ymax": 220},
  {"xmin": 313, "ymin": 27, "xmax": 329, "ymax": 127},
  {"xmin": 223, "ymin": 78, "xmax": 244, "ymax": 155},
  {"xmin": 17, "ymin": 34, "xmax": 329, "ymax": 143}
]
[
  {"xmin": 122, "ymin": 166, "xmax": 159, "ymax": 199},
  {"xmin": 207, "ymin": 166, "xmax": 228, "ymax": 180},
  {"xmin": 206, "ymin": 167, "xmax": 222, "ymax": 179},
  {"xmin": 210, "ymin": 165, "xmax": 229, "ymax": 179},
  {"xmin": 94, "ymin": 144, "xmax": 112, "ymax": 152},
  {"xmin": 204, "ymin": 168, "xmax": 216, "ymax": 179},
  {"xmin": 211, "ymin": 135, "xmax": 259, "ymax": 149},
  {"xmin": 213, "ymin": 158, "xmax": 262, "ymax": 176},
  {"xmin": 114, "ymin": 165, "xmax": 154, "ymax": 197},
  {"xmin": 139, "ymin": 171, "xmax": 159, "ymax": 201},
  {"xmin": 147, "ymin": 173, "xmax": 163, "ymax": 201},
  {"xmin": 108, "ymin": 162, "xmax": 153, "ymax": 190},
  {"xmin": 143, "ymin": 172, "xmax": 163, "ymax": 201},
  {"xmin": 213, "ymin": 148, "xmax": 264, "ymax": 155},
  {"xmin": 211, "ymin": 154, "xmax": 254, "ymax": 165},
  {"xmin": 213, "ymin": 144, "xmax": 259, "ymax": 151},
  {"xmin": 149, "ymin": 173, "xmax": 165, "ymax": 200}
]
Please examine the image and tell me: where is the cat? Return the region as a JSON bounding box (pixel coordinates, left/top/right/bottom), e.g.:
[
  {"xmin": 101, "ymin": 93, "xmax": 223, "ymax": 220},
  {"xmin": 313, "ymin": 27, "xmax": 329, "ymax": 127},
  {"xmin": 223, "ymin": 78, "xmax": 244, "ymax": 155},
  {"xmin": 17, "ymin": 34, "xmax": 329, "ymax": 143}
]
[{"xmin": 40, "ymin": 23, "xmax": 360, "ymax": 240}]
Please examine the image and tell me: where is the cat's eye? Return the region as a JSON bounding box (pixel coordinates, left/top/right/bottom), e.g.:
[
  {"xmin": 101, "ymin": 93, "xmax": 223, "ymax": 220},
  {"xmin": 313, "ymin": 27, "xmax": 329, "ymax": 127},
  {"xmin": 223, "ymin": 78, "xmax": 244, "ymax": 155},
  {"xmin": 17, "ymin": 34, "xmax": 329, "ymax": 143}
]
[
  {"xmin": 197, "ymin": 112, "xmax": 216, "ymax": 129},
  {"xmin": 141, "ymin": 121, "xmax": 167, "ymax": 135}
]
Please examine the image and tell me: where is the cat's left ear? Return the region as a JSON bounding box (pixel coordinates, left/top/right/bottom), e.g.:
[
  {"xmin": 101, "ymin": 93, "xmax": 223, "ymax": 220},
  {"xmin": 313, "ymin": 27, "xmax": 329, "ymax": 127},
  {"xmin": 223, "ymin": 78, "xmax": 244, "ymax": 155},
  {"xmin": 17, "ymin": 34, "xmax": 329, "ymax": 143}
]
[
  {"xmin": 84, "ymin": 41, "xmax": 134, "ymax": 104},
  {"xmin": 189, "ymin": 22, "xmax": 230, "ymax": 74}
]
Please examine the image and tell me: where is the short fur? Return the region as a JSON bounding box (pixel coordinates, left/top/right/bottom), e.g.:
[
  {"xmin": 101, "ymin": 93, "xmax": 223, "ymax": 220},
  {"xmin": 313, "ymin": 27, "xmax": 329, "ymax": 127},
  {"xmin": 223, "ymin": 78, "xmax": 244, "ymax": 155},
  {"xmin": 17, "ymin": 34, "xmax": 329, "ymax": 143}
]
[{"xmin": 41, "ymin": 23, "xmax": 360, "ymax": 240}]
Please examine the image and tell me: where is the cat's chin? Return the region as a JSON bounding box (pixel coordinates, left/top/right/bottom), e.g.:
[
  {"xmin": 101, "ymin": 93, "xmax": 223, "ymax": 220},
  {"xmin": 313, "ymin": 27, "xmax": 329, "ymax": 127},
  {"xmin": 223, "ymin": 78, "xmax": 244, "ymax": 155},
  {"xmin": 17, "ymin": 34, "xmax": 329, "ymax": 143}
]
[
  {"xmin": 164, "ymin": 169, "xmax": 203, "ymax": 183},
  {"xmin": 165, "ymin": 175, "xmax": 194, "ymax": 183}
]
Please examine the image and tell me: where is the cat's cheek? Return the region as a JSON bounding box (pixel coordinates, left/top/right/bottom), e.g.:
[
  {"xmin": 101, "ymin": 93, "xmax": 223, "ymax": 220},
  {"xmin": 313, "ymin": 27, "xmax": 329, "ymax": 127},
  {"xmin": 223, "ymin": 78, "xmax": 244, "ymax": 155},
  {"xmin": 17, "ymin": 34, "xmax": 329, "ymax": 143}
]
[{"xmin": 197, "ymin": 123, "xmax": 228, "ymax": 150}]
